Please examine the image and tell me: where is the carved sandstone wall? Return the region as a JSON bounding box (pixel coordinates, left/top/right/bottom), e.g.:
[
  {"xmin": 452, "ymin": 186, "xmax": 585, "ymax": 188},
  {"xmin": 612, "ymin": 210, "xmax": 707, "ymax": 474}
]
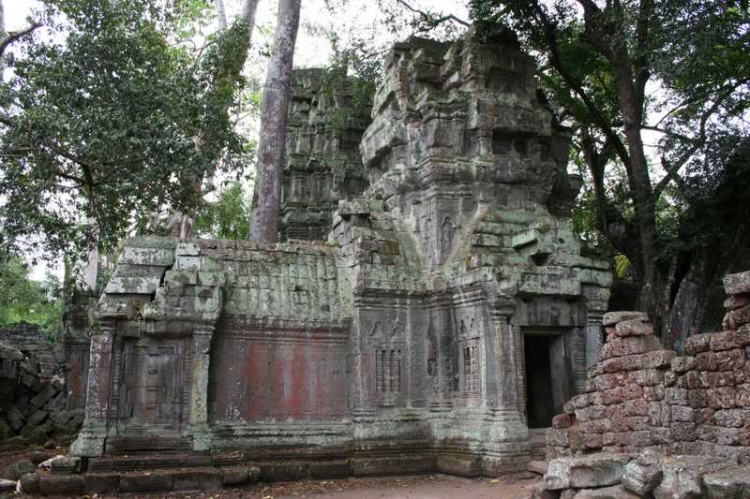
[
  {"xmin": 280, "ymin": 69, "xmax": 371, "ymax": 241},
  {"xmin": 547, "ymin": 270, "xmax": 750, "ymax": 464}
]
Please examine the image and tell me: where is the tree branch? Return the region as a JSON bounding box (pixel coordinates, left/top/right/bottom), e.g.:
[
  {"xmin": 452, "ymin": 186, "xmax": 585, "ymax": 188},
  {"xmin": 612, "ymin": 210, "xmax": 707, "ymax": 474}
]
[
  {"xmin": 395, "ymin": 0, "xmax": 470, "ymax": 29},
  {"xmin": 0, "ymin": 22, "xmax": 41, "ymax": 58}
]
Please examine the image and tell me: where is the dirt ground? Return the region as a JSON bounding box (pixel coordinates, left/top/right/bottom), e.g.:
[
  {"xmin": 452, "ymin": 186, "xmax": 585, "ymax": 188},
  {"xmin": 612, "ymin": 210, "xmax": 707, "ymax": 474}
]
[
  {"xmin": 244, "ymin": 474, "xmax": 540, "ymax": 499},
  {"xmin": 91, "ymin": 474, "xmax": 540, "ymax": 499}
]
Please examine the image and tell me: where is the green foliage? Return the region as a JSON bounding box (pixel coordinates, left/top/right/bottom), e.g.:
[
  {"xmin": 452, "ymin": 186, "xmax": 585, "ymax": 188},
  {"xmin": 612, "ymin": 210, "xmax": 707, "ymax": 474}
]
[
  {"xmin": 0, "ymin": 0, "xmax": 249, "ymax": 261},
  {"xmin": 614, "ymin": 254, "xmax": 632, "ymax": 279},
  {"xmin": 0, "ymin": 256, "xmax": 62, "ymax": 331},
  {"xmin": 194, "ymin": 180, "xmax": 250, "ymax": 239}
]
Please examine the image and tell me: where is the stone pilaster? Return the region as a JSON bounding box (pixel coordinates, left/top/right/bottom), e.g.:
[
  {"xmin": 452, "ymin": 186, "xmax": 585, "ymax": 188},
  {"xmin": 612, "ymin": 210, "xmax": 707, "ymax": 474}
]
[
  {"xmin": 189, "ymin": 325, "xmax": 214, "ymax": 451},
  {"xmin": 70, "ymin": 318, "xmax": 115, "ymax": 457}
]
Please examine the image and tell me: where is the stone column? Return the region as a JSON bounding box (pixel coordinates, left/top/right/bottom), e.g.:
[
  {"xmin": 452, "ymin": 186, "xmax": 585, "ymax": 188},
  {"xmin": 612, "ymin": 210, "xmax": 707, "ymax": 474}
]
[
  {"xmin": 490, "ymin": 309, "xmax": 519, "ymax": 412},
  {"xmin": 430, "ymin": 300, "xmax": 453, "ymax": 411},
  {"xmin": 70, "ymin": 318, "xmax": 116, "ymax": 457},
  {"xmin": 189, "ymin": 325, "xmax": 213, "ymax": 451}
]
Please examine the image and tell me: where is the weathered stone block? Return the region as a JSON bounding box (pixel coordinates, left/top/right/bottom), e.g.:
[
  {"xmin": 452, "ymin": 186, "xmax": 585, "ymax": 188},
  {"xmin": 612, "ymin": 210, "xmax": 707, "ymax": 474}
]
[
  {"xmin": 703, "ymin": 464, "xmax": 750, "ymax": 499},
  {"xmin": 723, "ymin": 305, "xmax": 750, "ymax": 331},
  {"xmin": 545, "ymin": 454, "xmax": 631, "ymax": 490},
  {"xmin": 708, "ymin": 387, "xmax": 737, "ymax": 409},
  {"xmin": 553, "ymin": 414, "xmax": 572, "ymax": 429},
  {"xmin": 119, "ymin": 472, "xmax": 173, "ymax": 492},
  {"xmin": 724, "ymin": 294, "xmax": 750, "ymax": 311},
  {"xmin": 614, "ymin": 319, "xmax": 654, "ymax": 337},
  {"xmin": 602, "ymin": 312, "xmax": 649, "ymax": 327},
  {"xmin": 621, "ymin": 451, "xmax": 662, "ymax": 496},
  {"xmin": 572, "ymin": 485, "xmax": 640, "ymax": 499},
  {"xmin": 686, "ymin": 334, "xmax": 712, "ymax": 356},
  {"xmin": 724, "ymin": 270, "xmax": 750, "ymax": 296},
  {"xmin": 84, "ymin": 473, "xmax": 120, "ymax": 494},
  {"xmin": 39, "ymin": 474, "xmax": 84, "ymax": 495},
  {"xmin": 600, "ymin": 336, "xmax": 662, "ymax": 360},
  {"xmin": 172, "ymin": 468, "xmax": 223, "ymax": 491},
  {"xmin": 19, "ymin": 472, "xmax": 39, "ymax": 494},
  {"xmin": 711, "ymin": 331, "xmax": 750, "ymax": 352},
  {"xmin": 654, "ymin": 455, "xmax": 733, "ymax": 499},
  {"xmin": 548, "ymin": 428, "xmax": 571, "ymax": 447}
]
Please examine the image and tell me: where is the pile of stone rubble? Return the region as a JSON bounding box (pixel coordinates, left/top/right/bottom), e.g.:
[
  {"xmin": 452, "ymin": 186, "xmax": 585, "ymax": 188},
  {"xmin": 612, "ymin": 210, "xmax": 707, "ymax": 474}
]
[
  {"xmin": 0, "ymin": 324, "xmax": 83, "ymax": 450},
  {"xmin": 532, "ymin": 450, "xmax": 750, "ymax": 498},
  {"xmin": 1, "ymin": 452, "xmax": 262, "ymax": 495},
  {"xmin": 535, "ymin": 269, "xmax": 750, "ymax": 498}
]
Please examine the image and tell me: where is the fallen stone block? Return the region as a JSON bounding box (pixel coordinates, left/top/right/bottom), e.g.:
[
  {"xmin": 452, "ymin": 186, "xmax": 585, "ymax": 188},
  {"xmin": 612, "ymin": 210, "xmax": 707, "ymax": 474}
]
[
  {"xmin": 545, "ymin": 454, "xmax": 632, "ymax": 490},
  {"xmin": 654, "ymin": 455, "xmax": 733, "ymax": 499},
  {"xmin": 38, "ymin": 455, "xmax": 82, "ymax": 474},
  {"xmin": 621, "ymin": 450, "xmax": 662, "ymax": 496},
  {"xmin": 30, "ymin": 385, "xmax": 57, "ymax": 409},
  {"xmin": 0, "ymin": 419, "xmax": 10, "ymax": 440},
  {"xmin": 2, "ymin": 460, "xmax": 35, "ymax": 481},
  {"xmin": 27, "ymin": 409, "xmax": 49, "ymax": 427},
  {"xmin": 49, "ymin": 410, "xmax": 73, "ymax": 426},
  {"xmin": 28, "ymin": 426, "xmax": 48, "ymax": 445},
  {"xmin": 6, "ymin": 407, "xmax": 24, "ymax": 432},
  {"xmin": 703, "ymin": 464, "xmax": 750, "ymax": 499},
  {"xmin": 572, "ymin": 485, "xmax": 640, "ymax": 499}
]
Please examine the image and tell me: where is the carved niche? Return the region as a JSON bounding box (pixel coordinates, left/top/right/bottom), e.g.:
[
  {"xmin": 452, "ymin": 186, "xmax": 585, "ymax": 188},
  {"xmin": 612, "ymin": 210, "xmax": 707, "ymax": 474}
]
[
  {"xmin": 456, "ymin": 317, "xmax": 481, "ymax": 399},
  {"xmin": 370, "ymin": 320, "xmax": 406, "ymax": 407}
]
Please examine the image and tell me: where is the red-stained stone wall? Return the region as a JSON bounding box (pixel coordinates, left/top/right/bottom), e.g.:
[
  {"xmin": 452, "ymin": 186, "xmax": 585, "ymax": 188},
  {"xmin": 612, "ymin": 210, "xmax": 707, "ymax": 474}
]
[{"xmin": 547, "ymin": 270, "xmax": 750, "ymax": 464}]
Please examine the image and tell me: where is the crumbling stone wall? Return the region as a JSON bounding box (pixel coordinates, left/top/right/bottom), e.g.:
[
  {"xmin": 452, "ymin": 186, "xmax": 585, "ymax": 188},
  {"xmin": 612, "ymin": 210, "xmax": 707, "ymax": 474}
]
[
  {"xmin": 279, "ymin": 69, "xmax": 371, "ymax": 241},
  {"xmin": 548, "ymin": 270, "xmax": 750, "ymax": 465}
]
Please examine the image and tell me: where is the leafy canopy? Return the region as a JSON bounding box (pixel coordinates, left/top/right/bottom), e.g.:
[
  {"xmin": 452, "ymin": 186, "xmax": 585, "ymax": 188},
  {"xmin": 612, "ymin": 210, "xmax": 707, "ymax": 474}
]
[
  {"xmin": 0, "ymin": 256, "xmax": 62, "ymax": 331},
  {"xmin": 0, "ymin": 0, "xmax": 249, "ymax": 261}
]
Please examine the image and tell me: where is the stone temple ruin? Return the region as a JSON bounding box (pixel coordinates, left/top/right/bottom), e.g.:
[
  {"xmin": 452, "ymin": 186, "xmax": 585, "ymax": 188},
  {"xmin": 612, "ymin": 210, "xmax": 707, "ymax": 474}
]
[{"xmin": 60, "ymin": 28, "xmax": 614, "ymax": 490}]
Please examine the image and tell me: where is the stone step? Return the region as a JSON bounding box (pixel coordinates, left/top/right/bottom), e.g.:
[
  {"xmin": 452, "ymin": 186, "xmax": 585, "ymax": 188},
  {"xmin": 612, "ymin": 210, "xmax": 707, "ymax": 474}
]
[
  {"xmin": 105, "ymin": 436, "xmax": 192, "ymax": 455},
  {"xmin": 89, "ymin": 453, "xmax": 211, "ymax": 472}
]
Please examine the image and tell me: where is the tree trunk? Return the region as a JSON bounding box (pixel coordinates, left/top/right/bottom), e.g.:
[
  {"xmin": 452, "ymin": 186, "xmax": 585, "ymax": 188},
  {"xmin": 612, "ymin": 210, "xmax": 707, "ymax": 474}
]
[
  {"xmin": 164, "ymin": 0, "xmax": 259, "ymax": 234},
  {"xmin": 216, "ymin": 0, "xmax": 228, "ymax": 30},
  {"xmin": 248, "ymin": 0, "xmax": 301, "ymax": 243},
  {"xmin": 0, "ymin": 0, "xmax": 5, "ymax": 78},
  {"xmin": 666, "ymin": 259, "xmax": 711, "ymax": 352}
]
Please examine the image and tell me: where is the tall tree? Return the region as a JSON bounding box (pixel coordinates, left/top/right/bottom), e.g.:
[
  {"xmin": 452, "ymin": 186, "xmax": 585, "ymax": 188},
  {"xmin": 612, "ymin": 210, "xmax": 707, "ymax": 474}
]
[
  {"xmin": 249, "ymin": 0, "xmax": 302, "ymax": 242},
  {"xmin": 470, "ymin": 0, "xmax": 750, "ymax": 347},
  {"xmin": 0, "ymin": 0, "xmax": 260, "ymax": 261}
]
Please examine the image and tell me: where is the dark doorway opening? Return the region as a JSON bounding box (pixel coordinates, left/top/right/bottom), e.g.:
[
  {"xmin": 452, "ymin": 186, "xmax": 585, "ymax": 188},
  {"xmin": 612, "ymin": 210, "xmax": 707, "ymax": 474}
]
[{"xmin": 524, "ymin": 335, "xmax": 555, "ymax": 428}]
